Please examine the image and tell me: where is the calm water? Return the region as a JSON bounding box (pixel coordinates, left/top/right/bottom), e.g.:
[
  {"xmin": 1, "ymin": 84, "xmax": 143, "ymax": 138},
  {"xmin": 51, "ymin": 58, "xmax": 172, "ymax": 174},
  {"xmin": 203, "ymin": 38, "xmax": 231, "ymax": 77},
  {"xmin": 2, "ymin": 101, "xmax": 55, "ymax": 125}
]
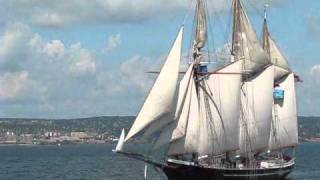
[{"xmin": 0, "ymin": 143, "xmax": 318, "ymax": 180}]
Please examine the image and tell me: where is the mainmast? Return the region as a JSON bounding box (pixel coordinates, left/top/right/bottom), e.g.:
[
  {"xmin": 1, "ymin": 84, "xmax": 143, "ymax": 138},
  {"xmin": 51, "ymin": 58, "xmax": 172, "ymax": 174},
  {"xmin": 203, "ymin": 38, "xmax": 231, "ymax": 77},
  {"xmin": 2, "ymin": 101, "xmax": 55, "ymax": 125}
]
[
  {"xmin": 162, "ymin": 0, "xmax": 243, "ymax": 158},
  {"xmin": 232, "ymin": 0, "xmax": 273, "ymax": 161}
]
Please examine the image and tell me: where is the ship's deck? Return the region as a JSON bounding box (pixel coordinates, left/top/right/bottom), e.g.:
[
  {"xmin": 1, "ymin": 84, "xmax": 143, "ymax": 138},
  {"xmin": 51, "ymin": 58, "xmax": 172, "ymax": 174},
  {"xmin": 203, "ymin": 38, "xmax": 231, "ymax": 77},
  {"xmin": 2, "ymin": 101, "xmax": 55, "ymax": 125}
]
[{"xmin": 167, "ymin": 157, "xmax": 295, "ymax": 170}]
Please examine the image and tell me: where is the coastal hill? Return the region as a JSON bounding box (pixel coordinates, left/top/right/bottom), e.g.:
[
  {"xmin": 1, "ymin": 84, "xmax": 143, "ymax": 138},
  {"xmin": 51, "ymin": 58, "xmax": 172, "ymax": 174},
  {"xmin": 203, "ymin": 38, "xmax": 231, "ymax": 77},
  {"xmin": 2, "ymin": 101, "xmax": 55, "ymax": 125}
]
[{"xmin": 0, "ymin": 116, "xmax": 318, "ymax": 142}]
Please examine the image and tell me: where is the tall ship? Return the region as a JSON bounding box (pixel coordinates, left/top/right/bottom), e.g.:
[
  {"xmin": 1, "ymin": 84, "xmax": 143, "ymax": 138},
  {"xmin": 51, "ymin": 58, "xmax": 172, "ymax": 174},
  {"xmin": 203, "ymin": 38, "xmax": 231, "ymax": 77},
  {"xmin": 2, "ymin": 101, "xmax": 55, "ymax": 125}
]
[{"xmin": 114, "ymin": 0, "xmax": 299, "ymax": 179}]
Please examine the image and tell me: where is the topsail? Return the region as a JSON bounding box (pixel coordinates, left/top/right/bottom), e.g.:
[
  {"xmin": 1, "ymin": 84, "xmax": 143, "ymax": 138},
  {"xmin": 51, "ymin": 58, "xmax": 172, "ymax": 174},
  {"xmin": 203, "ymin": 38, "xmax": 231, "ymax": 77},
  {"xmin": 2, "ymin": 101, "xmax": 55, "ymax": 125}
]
[
  {"xmin": 263, "ymin": 17, "xmax": 291, "ymax": 80},
  {"xmin": 232, "ymin": 0, "xmax": 269, "ymax": 74}
]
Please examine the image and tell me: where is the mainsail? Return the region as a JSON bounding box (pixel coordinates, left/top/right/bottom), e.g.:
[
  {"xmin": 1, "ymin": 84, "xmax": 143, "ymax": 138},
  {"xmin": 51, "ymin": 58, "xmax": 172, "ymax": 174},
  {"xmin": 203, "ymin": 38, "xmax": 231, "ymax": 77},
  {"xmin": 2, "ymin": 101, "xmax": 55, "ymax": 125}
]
[
  {"xmin": 232, "ymin": 0, "xmax": 273, "ymax": 155},
  {"xmin": 263, "ymin": 16, "xmax": 291, "ymax": 80},
  {"xmin": 197, "ymin": 60, "xmax": 243, "ymax": 155},
  {"xmin": 239, "ymin": 66, "xmax": 274, "ymax": 154},
  {"xmin": 269, "ymin": 74, "xmax": 298, "ymax": 150},
  {"xmin": 125, "ymin": 27, "xmax": 184, "ymax": 142}
]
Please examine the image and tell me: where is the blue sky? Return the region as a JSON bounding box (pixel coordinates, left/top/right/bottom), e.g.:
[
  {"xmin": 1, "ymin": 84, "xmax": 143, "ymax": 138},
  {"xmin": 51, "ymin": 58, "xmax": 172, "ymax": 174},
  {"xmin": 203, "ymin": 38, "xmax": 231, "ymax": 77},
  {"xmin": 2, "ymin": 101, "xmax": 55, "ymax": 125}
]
[{"xmin": 0, "ymin": 0, "xmax": 319, "ymax": 118}]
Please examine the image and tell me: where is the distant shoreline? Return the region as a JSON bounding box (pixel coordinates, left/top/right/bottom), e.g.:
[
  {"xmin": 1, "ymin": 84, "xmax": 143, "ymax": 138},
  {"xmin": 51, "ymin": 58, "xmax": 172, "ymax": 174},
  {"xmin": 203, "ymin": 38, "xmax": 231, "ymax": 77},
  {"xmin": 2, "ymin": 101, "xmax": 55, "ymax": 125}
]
[{"xmin": 0, "ymin": 141, "xmax": 317, "ymax": 148}]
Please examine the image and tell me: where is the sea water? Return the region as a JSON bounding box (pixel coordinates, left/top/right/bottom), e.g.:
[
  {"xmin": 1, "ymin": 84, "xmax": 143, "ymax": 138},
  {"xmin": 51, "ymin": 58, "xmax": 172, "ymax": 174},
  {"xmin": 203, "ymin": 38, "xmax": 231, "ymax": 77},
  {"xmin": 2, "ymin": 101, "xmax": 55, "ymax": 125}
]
[{"xmin": 0, "ymin": 143, "xmax": 318, "ymax": 180}]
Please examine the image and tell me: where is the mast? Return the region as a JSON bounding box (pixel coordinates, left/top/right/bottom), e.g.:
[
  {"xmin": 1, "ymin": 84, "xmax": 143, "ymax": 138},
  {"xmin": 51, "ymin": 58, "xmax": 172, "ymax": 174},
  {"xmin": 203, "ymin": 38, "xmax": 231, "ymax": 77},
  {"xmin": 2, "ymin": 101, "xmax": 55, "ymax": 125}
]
[
  {"xmin": 262, "ymin": 4, "xmax": 271, "ymax": 59},
  {"xmin": 232, "ymin": 0, "xmax": 273, "ymax": 158},
  {"xmin": 158, "ymin": 0, "xmax": 243, "ymax": 157},
  {"xmin": 232, "ymin": 0, "xmax": 241, "ymax": 58},
  {"xmin": 263, "ymin": 4, "xmax": 298, "ymax": 151}
]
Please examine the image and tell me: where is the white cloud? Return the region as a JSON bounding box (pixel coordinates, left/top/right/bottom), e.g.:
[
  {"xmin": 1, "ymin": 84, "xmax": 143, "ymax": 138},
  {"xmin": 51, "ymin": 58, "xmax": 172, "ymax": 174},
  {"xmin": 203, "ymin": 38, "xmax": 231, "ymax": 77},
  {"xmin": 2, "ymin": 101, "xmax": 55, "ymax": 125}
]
[
  {"xmin": 44, "ymin": 40, "xmax": 65, "ymax": 58},
  {"xmin": 0, "ymin": 0, "xmax": 288, "ymax": 28},
  {"xmin": 69, "ymin": 43, "xmax": 96, "ymax": 74},
  {"xmin": 0, "ymin": 71, "xmax": 29, "ymax": 100},
  {"xmin": 305, "ymin": 11, "xmax": 320, "ymax": 40},
  {"xmin": 311, "ymin": 65, "xmax": 320, "ymax": 75},
  {"xmin": 105, "ymin": 34, "xmax": 121, "ymax": 53},
  {"xmin": 0, "ymin": 0, "xmax": 187, "ymax": 27},
  {"xmin": 296, "ymin": 64, "xmax": 320, "ymax": 116},
  {"xmin": 0, "ymin": 23, "xmax": 31, "ymax": 66},
  {"xmin": 0, "ymin": 23, "xmax": 155, "ymax": 118},
  {"xmin": 119, "ymin": 55, "xmax": 153, "ymax": 93},
  {"xmin": 32, "ymin": 12, "xmax": 66, "ymax": 28}
]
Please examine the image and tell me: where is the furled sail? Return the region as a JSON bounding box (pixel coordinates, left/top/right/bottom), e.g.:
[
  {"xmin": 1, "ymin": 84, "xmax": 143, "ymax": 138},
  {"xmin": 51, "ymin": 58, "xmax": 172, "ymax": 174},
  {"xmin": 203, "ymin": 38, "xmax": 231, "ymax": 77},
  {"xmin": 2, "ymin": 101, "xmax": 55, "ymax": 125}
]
[
  {"xmin": 232, "ymin": 0, "xmax": 269, "ymax": 74},
  {"xmin": 168, "ymin": 60, "xmax": 243, "ymax": 156},
  {"xmin": 125, "ymin": 27, "xmax": 184, "ymax": 142},
  {"xmin": 269, "ymin": 73, "xmax": 298, "ymax": 150},
  {"xmin": 194, "ymin": 0, "xmax": 207, "ymax": 50},
  {"xmin": 263, "ymin": 19, "xmax": 291, "ymax": 80},
  {"xmin": 239, "ymin": 66, "xmax": 274, "ymax": 154}
]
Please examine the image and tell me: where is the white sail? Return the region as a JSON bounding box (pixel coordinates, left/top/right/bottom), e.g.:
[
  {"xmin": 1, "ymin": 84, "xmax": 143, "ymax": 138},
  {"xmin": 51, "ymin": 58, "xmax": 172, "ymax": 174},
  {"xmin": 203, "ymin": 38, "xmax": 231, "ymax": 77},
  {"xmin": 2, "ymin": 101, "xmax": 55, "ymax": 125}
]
[
  {"xmin": 113, "ymin": 129, "xmax": 125, "ymax": 152},
  {"xmin": 269, "ymin": 73, "xmax": 298, "ymax": 150},
  {"xmin": 168, "ymin": 76, "xmax": 200, "ymax": 155},
  {"xmin": 263, "ymin": 18, "xmax": 290, "ymax": 81},
  {"xmin": 196, "ymin": 61, "xmax": 243, "ymax": 155},
  {"xmin": 194, "ymin": 0, "xmax": 207, "ymax": 50},
  {"xmin": 239, "ymin": 66, "xmax": 274, "ymax": 154},
  {"xmin": 268, "ymin": 37, "xmax": 289, "ymax": 71},
  {"xmin": 273, "ymin": 65, "xmax": 291, "ymax": 82},
  {"xmin": 125, "ymin": 27, "xmax": 184, "ymax": 142},
  {"xmin": 171, "ymin": 64, "xmax": 195, "ymax": 141},
  {"xmin": 269, "ymin": 37, "xmax": 291, "ymax": 80},
  {"xmin": 232, "ymin": 0, "xmax": 269, "ymax": 73},
  {"xmin": 152, "ymin": 64, "xmax": 194, "ymax": 150},
  {"xmin": 168, "ymin": 61, "xmax": 243, "ymax": 155}
]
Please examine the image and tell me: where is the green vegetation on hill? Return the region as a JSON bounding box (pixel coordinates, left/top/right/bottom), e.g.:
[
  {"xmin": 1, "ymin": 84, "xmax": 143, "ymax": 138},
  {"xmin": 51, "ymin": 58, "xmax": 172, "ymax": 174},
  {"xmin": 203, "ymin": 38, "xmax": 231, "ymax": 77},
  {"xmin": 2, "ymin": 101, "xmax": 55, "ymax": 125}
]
[
  {"xmin": 298, "ymin": 116, "xmax": 320, "ymax": 139},
  {"xmin": 0, "ymin": 116, "xmax": 134, "ymax": 136},
  {"xmin": 0, "ymin": 116, "xmax": 319, "ymax": 140}
]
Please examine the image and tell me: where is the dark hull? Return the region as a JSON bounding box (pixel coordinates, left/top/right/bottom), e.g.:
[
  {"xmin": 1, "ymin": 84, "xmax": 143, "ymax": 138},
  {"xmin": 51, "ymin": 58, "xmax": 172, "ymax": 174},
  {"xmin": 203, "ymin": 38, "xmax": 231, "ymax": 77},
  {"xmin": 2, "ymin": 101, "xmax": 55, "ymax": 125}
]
[{"xmin": 162, "ymin": 162, "xmax": 294, "ymax": 180}]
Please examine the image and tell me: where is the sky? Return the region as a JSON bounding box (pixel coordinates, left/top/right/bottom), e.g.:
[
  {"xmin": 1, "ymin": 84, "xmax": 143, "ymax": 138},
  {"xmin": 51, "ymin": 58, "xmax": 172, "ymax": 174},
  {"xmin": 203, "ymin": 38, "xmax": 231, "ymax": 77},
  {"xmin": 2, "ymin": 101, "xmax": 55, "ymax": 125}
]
[{"xmin": 0, "ymin": 0, "xmax": 319, "ymax": 118}]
